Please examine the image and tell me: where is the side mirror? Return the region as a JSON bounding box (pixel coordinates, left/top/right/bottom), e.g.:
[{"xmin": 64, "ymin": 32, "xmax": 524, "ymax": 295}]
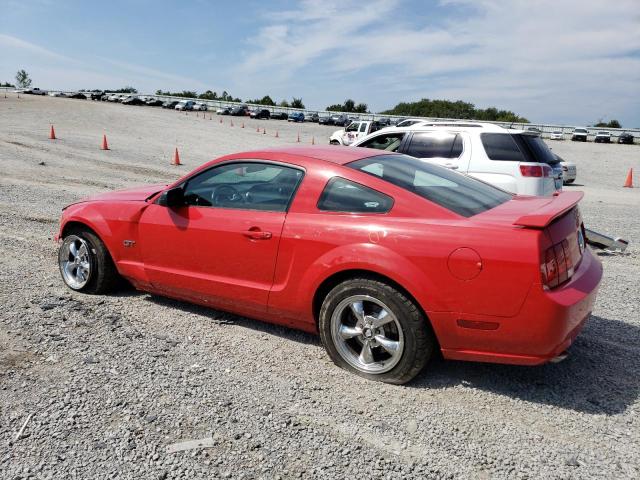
[{"xmin": 157, "ymin": 186, "xmax": 184, "ymax": 208}]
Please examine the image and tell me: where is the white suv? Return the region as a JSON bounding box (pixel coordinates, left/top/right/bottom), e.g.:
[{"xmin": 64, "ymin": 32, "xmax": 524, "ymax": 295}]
[{"xmin": 351, "ymin": 122, "xmax": 562, "ymax": 196}]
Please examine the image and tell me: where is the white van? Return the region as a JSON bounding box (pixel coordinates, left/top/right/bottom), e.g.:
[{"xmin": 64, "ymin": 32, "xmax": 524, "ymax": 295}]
[{"xmin": 351, "ymin": 122, "xmax": 562, "ymax": 196}]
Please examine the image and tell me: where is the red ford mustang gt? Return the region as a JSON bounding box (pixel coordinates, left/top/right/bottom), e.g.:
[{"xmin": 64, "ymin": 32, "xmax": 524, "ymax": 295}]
[{"xmin": 57, "ymin": 146, "xmax": 602, "ymax": 384}]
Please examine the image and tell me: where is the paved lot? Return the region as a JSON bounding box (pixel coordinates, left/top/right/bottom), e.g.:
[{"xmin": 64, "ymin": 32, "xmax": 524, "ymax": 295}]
[{"xmin": 1, "ymin": 94, "xmax": 639, "ymax": 479}]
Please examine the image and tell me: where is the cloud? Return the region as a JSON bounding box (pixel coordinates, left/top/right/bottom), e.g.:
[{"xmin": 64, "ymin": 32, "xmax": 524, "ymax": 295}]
[
  {"xmin": 0, "ymin": 33, "xmax": 209, "ymax": 92},
  {"xmin": 237, "ymin": 0, "xmax": 640, "ymax": 124}
]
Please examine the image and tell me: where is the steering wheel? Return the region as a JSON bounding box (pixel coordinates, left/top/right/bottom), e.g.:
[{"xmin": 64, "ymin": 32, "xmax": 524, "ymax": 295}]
[{"xmin": 212, "ymin": 185, "xmax": 245, "ymax": 206}]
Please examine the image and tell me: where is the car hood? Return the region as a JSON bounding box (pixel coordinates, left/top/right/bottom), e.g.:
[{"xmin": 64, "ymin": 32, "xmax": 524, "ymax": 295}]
[{"xmin": 70, "ymin": 183, "xmax": 167, "ymax": 205}]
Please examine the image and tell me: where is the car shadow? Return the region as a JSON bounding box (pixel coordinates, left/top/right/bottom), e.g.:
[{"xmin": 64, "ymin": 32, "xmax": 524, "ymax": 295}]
[
  {"xmin": 112, "ymin": 288, "xmax": 638, "ymax": 414},
  {"xmin": 410, "ymin": 315, "xmax": 639, "ymax": 415},
  {"xmin": 564, "ymin": 183, "xmax": 585, "ymax": 187},
  {"xmin": 140, "ymin": 292, "xmax": 320, "ymax": 346}
]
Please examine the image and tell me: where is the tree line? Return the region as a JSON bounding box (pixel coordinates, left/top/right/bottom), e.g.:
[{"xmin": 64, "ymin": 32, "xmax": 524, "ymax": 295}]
[{"xmin": 6, "ymin": 69, "xmax": 629, "ymax": 127}]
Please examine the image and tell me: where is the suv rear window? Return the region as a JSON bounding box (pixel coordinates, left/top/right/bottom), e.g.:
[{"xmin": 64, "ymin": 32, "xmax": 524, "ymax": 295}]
[
  {"xmin": 348, "ymin": 154, "xmax": 512, "ymax": 217},
  {"xmin": 481, "ymin": 133, "xmax": 557, "ymax": 164}
]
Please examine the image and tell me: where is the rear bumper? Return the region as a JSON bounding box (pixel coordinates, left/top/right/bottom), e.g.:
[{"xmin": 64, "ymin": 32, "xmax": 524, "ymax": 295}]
[{"xmin": 440, "ymin": 248, "xmax": 603, "ymax": 365}]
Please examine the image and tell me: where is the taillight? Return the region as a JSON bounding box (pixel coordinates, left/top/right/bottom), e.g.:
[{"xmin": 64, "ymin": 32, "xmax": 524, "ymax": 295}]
[
  {"xmin": 542, "ymin": 239, "xmax": 574, "ymax": 289},
  {"xmin": 520, "ymin": 164, "xmax": 552, "ymax": 177}
]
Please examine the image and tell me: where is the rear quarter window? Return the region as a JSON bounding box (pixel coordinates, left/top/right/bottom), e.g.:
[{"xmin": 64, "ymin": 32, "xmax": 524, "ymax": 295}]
[{"xmin": 317, "ymin": 177, "xmax": 393, "ymax": 213}]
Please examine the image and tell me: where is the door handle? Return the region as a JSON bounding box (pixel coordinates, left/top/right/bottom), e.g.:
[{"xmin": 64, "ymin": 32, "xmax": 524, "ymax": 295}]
[
  {"xmin": 445, "ymin": 163, "xmax": 459, "ymax": 170},
  {"xmin": 243, "ymin": 229, "xmax": 272, "ymax": 240}
]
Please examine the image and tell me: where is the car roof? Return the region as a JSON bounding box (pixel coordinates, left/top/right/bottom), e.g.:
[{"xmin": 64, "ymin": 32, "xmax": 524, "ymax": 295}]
[
  {"xmin": 377, "ymin": 121, "xmax": 518, "ymax": 134},
  {"xmin": 227, "ymin": 145, "xmax": 388, "ymax": 166}
]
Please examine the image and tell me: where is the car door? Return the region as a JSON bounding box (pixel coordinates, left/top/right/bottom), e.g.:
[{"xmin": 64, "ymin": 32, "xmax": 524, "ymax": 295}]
[
  {"xmin": 342, "ymin": 122, "xmax": 360, "ymax": 145},
  {"xmin": 138, "ymin": 161, "xmax": 304, "ymax": 315},
  {"xmin": 400, "ymin": 131, "xmax": 469, "ymax": 171}
]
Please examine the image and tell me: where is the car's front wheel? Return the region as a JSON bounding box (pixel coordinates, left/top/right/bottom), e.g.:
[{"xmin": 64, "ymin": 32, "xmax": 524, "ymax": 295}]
[
  {"xmin": 58, "ymin": 228, "xmax": 119, "ymax": 294},
  {"xmin": 319, "ymin": 278, "xmax": 436, "ymax": 384}
]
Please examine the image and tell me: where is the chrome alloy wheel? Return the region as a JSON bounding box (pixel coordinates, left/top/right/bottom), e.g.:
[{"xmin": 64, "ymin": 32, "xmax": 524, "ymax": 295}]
[
  {"xmin": 330, "ymin": 295, "xmax": 404, "ymax": 374},
  {"xmin": 59, "ymin": 235, "xmax": 92, "ymax": 289}
]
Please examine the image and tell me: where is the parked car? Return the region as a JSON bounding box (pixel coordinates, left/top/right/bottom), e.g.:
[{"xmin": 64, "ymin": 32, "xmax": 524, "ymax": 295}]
[
  {"xmin": 329, "ymin": 114, "xmax": 350, "ymax": 127},
  {"xmin": 395, "ymin": 118, "xmax": 427, "ymax": 128},
  {"xmin": 571, "ymin": 128, "xmax": 588, "ymax": 142},
  {"xmin": 618, "ymin": 132, "xmax": 635, "ymax": 144},
  {"xmin": 90, "ymin": 91, "xmax": 105, "ymax": 101},
  {"xmin": 550, "ymin": 130, "xmax": 564, "ymax": 140},
  {"xmin": 48, "ymin": 91, "xmax": 68, "ymax": 97},
  {"xmin": 175, "ymin": 100, "xmax": 196, "ymax": 111},
  {"xmin": 193, "ymin": 102, "xmax": 208, "ymax": 111},
  {"xmin": 318, "ymin": 115, "xmax": 332, "ymax": 125},
  {"xmin": 68, "ymin": 92, "xmax": 87, "ymax": 99},
  {"xmin": 250, "ymin": 108, "xmax": 271, "ymax": 120},
  {"xmin": 56, "ymin": 146, "xmax": 602, "ymax": 384},
  {"xmin": 146, "ymin": 98, "xmax": 164, "ymax": 107},
  {"xmin": 122, "ymin": 96, "xmax": 145, "ymax": 106},
  {"xmin": 305, "ymin": 113, "xmax": 320, "ymax": 122},
  {"xmin": 376, "ymin": 118, "xmax": 392, "ymax": 127},
  {"xmin": 553, "ymin": 154, "xmax": 577, "ymax": 184},
  {"xmin": 271, "ymin": 111, "xmax": 288, "ymax": 120},
  {"xmin": 352, "ymin": 122, "xmax": 563, "ymax": 196},
  {"xmin": 230, "ymin": 105, "xmax": 249, "ymax": 116},
  {"xmin": 594, "ymin": 131, "xmax": 611, "ymax": 143},
  {"xmin": 216, "ymin": 106, "xmax": 232, "ymax": 115},
  {"xmin": 162, "ymin": 100, "xmax": 179, "ymax": 109},
  {"xmin": 288, "ymin": 112, "xmax": 305, "ymax": 122},
  {"xmin": 25, "ymin": 88, "xmax": 48, "ymax": 95}
]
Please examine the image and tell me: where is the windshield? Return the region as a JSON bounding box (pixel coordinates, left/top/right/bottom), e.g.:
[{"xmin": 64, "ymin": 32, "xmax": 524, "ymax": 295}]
[
  {"xmin": 575, "ymin": 129, "xmax": 587, "ymax": 133},
  {"xmin": 347, "ymin": 154, "xmax": 512, "ymax": 217}
]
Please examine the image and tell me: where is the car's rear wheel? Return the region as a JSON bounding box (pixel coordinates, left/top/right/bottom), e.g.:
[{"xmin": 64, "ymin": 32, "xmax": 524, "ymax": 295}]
[
  {"xmin": 319, "ymin": 278, "xmax": 436, "ymax": 384},
  {"xmin": 330, "ymin": 140, "xmax": 340, "ymax": 145},
  {"xmin": 58, "ymin": 228, "xmax": 119, "ymax": 294}
]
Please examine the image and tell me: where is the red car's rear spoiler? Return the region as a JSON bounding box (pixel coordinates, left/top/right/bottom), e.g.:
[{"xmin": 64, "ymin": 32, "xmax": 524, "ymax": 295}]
[{"xmin": 514, "ymin": 191, "xmax": 584, "ymax": 228}]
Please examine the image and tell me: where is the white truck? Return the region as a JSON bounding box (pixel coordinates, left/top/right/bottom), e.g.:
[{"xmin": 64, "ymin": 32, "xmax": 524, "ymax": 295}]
[{"xmin": 329, "ymin": 121, "xmax": 382, "ymax": 146}]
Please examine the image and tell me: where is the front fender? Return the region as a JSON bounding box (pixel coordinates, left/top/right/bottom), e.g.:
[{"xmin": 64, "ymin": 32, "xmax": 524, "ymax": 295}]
[
  {"xmin": 59, "ymin": 203, "xmax": 116, "ymax": 253},
  {"xmin": 329, "ymin": 130, "xmax": 345, "ymax": 144}
]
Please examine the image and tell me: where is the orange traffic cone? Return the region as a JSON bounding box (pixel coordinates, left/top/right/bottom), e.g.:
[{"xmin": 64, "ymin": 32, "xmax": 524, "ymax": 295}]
[
  {"xmin": 209, "ymin": 114, "xmax": 212, "ymax": 120},
  {"xmin": 219, "ymin": 118, "xmax": 223, "ymax": 124},
  {"xmin": 263, "ymin": 128, "xmax": 266, "ymax": 135},
  {"xmin": 49, "ymin": 125, "xmax": 56, "ymax": 140},
  {"xmin": 275, "ymin": 130, "xmax": 279, "ymax": 138},
  {"xmin": 311, "ymin": 136, "xmax": 315, "ymax": 145},
  {"xmin": 297, "ymin": 131, "xmax": 300, "ymax": 143},
  {"xmin": 623, "ymin": 168, "xmax": 634, "ymax": 188},
  {"xmin": 172, "ymin": 148, "xmax": 182, "ymax": 166},
  {"xmin": 241, "ymin": 122, "xmax": 245, "ymax": 128},
  {"xmin": 230, "ymin": 119, "xmax": 234, "ymax": 127},
  {"xmin": 101, "ymin": 134, "xmax": 109, "ymax": 150}
]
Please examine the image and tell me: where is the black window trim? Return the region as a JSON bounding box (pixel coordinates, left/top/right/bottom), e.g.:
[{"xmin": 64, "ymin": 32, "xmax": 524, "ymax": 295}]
[
  {"xmin": 173, "ymin": 159, "xmax": 306, "ymax": 213},
  {"xmin": 316, "ymin": 176, "xmax": 394, "ymax": 214}
]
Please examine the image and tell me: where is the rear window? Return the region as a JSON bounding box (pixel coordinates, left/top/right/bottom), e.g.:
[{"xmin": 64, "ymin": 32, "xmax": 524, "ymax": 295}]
[
  {"xmin": 348, "ymin": 154, "xmax": 512, "ymax": 217},
  {"xmin": 481, "ymin": 133, "xmax": 557, "ymax": 164}
]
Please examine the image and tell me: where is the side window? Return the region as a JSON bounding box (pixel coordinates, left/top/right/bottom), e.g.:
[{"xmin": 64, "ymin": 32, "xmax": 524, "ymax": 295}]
[
  {"xmin": 345, "ymin": 122, "xmax": 360, "ymax": 132},
  {"xmin": 405, "ymin": 132, "xmax": 459, "ymax": 158},
  {"xmin": 481, "ymin": 133, "xmax": 525, "ymax": 161},
  {"xmin": 359, "ymin": 123, "xmax": 368, "ymax": 133},
  {"xmin": 182, "ymin": 162, "xmax": 303, "ymax": 212},
  {"xmin": 359, "ymin": 133, "xmax": 404, "ymax": 152},
  {"xmin": 317, "ymin": 177, "xmax": 393, "ymax": 213}
]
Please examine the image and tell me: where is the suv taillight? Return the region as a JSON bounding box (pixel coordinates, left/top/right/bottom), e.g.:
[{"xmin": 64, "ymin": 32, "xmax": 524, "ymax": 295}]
[
  {"xmin": 520, "ymin": 164, "xmax": 552, "ymax": 177},
  {"xmin": 541, "ymin": 239, "xmax": 574, "ymax": 289}
]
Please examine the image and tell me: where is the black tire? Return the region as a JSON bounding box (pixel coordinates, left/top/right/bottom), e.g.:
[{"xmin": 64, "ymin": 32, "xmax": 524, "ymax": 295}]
[
  {"xmin": 330, "ymin": 140, "xmax": 340, "ymax": 145},
  {"xmin": 58, "ymin": 227, "xmax": 119, "ymax": 294},
  {"xmin": 319, "ymin": 277, "xmax": 436, "ymax": 384},
  {"xmin": 564, "ymin": 179, "xmax": 575, "ymax": 184}
]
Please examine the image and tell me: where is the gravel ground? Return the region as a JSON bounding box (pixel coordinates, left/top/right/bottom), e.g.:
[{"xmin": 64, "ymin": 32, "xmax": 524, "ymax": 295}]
[{"xmin": 1, "ymin": 94, "xmax": 639, "ymax": 480}]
